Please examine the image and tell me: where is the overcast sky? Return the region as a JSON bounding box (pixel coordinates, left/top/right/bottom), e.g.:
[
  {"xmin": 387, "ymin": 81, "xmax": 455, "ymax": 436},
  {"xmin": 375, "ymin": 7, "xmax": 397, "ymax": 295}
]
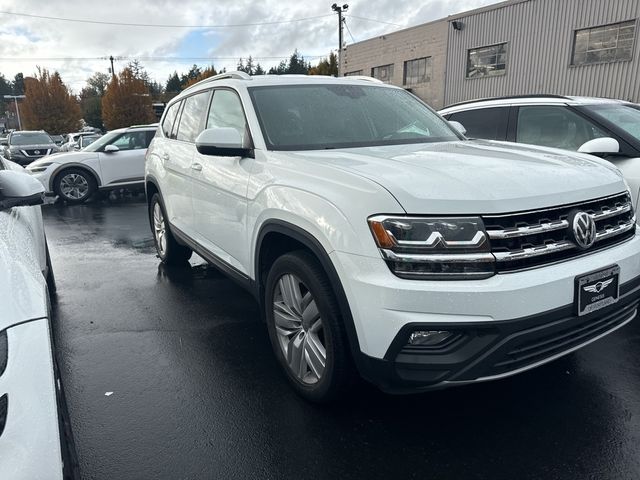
[{"xmin": 0, "ymin": 0, "xmax": 498, "ymax": 93}]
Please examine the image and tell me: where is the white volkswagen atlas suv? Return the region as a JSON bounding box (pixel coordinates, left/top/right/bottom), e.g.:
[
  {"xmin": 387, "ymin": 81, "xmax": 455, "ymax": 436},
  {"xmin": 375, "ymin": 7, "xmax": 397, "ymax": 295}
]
[{"xmin": 145, "ymin": 72, "xmax": 640, "ymax": 402}]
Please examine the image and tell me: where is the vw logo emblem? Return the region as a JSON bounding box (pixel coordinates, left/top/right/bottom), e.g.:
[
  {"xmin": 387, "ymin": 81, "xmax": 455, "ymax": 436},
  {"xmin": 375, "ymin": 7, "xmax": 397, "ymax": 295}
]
[
  {"xmin": 570, "ymin": 211, "xmax": 596, "ymax": 249},
  {"xmin": 34, "ymin": 150, "xmax": 40, "ymax": 154}
]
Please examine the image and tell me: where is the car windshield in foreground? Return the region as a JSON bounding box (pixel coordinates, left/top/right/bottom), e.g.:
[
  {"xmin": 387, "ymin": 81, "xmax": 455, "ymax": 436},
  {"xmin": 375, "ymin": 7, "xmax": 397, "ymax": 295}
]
[
  {"xmin": 83, "ymin": 130, "xmax": 122, "ymax": 152},
  {"xmin": 10, "ymin": 132, "xmax": 52, "ymax": 145},
  {"xmin": 582, "ymin": 103, "xmax": 640, "ymax": 140},
  {"xmin": 248, "ymin": 84, "xmax": 460, "ymax": 150}
]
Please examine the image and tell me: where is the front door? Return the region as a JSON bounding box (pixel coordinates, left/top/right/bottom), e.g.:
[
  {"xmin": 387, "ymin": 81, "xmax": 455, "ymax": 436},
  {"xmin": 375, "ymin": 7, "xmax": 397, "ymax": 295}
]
[
  {"xmin": 190, "ymin": 88, "xmax": 254, "ymax": 275},
  {"xmin": 98, "ymin": 130, "xmax": 154, "ymax": 186}
]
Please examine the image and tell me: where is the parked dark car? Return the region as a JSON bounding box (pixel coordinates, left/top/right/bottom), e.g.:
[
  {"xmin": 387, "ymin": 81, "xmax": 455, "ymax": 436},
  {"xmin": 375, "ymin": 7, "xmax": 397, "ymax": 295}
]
[{"xmin": 0, "ymin": 131, "xmax": 59, "ymax": 166}]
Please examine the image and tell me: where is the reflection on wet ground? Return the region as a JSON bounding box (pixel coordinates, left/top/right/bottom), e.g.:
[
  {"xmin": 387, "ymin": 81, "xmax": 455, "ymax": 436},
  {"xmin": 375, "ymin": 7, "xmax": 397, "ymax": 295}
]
[{"xmin": 43, "ymin": 196, "xmax": 640, "ymax": 480}]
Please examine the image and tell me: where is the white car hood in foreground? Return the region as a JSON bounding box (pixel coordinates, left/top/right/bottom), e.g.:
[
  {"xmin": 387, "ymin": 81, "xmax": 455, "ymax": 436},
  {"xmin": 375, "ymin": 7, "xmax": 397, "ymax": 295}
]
[{"xmin": 293, "ymin": 140, "xmax": 626, "ymax": 214}]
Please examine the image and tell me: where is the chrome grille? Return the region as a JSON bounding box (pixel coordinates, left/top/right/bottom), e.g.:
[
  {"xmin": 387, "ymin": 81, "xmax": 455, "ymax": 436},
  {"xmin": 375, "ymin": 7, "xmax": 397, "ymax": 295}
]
[{"xmin": 484, "ymin": 192, "xmax": 636, "ymax": 272}]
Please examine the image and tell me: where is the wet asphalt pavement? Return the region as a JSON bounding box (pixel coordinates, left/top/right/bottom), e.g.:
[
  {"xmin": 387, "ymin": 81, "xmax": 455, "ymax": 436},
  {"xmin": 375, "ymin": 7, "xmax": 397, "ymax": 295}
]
[{"xmin": 43, "ymin": 195, "xmax": 640, "ymax": 480}]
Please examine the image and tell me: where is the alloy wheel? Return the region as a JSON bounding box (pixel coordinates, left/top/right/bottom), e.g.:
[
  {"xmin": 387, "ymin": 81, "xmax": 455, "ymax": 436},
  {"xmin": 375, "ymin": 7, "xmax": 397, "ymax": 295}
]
[
  {"xmin": 59, "ymin": 173, "xmax": 89, "ymax": 200},
  {"xmin": 273, "ymin": 273, "xmax": 326, "ymax": 384},
  {"xmin": 153, "ymin": 202, "xmax": 167, "ymax": 257}
]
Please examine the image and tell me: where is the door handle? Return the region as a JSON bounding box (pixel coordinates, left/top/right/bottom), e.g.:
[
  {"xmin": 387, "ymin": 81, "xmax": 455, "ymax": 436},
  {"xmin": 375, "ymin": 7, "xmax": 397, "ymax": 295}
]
[
  {"xmin": 162, "ymin": 153, "xmax": 170, "ymax": 161},
  {"xmin": 191, "ymin": 163, "xmax": 203, "ymax": 172}
]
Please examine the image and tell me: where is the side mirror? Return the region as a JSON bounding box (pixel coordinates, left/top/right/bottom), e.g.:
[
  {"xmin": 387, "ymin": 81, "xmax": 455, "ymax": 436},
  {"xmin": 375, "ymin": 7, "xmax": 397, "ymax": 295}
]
[
  {"xmin": 449, "ymin": 120, "xmax": 467, "ymax": 136},
  {"xmin": 104, "ymin": 145, "xmax": 119, "ymax": 153},
  {"xmin": 578, "ymin": 137, "xmax": 620, "ymax": 156},
  {"xmin": 0, "ymin": 170, "xmax": 45, "ymax": 211},
  {"xmin": 195, "ymin": 128, "xmax": 252, "ymax": 157}
]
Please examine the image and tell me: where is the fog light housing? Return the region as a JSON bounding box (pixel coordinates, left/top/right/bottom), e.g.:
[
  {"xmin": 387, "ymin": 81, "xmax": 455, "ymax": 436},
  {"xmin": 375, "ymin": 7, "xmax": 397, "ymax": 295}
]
[{"xmin": 409, "ymin": 330, "xmax": 453, "ymax": 346}]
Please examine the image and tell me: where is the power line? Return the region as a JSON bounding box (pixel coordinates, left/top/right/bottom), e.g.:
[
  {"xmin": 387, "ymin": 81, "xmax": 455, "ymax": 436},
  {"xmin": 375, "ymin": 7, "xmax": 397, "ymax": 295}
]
[
  {"xmin": 0, "ymin": 54, "xmax": 329, "ymax": 62},
  {"xmin": 0, "ymin": 10, "xmax": 334, "ymax": 28},
  {"xmin": 344, "ymin": 19, "xmax": 356, "ymax": 44},
  {"xmin": 344, "ymin": 14, "xmax": 403, "ymax": 27}
]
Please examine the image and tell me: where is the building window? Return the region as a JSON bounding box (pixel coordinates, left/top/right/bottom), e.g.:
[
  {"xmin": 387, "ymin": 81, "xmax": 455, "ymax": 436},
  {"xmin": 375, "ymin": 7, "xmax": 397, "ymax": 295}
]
[
  {"xmin": 403, "ymin": 57, "xmax": 432, "ymax": 86},
  {"xmin": 344, "ymin": 70, "xmax": 363, "ymax": 76},
  {"xmin": 466, "ymin": 43, "xmax": 507, "ymax": 78},
  {"xmin": 371, "ymin": 64, "xmax": 394, "ymax": 83},
  {"xmin": 572, "ymin": 20, "xmax": 636, "ymax": 65}
]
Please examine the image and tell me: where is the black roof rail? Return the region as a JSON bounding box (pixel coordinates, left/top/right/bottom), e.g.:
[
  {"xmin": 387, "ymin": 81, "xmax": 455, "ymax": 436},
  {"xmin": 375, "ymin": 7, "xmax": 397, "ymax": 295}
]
[{"xmin": 443, "ymin": 94, "xmax": 572, "ymax": 110}]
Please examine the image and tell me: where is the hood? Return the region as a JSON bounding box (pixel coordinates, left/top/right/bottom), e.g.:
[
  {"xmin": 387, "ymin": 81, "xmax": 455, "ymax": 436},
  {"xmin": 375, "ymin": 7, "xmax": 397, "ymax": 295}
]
[
  {"xmin": 289, "ymin": 140, "xmax": 626, "ymax": 214},
  {"xmin": 28, "ymin": 150, "xmax": 98, "ymax": 166}
]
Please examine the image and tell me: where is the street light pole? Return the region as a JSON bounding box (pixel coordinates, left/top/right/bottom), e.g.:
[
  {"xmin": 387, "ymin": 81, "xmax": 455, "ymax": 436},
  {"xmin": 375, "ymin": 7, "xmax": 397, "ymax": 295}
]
[
  {"xmin": 3, "ymin": 95, "xmax": 26, "ymax": 130},
  {"xmin": 332, "ymin": 3, "xmax": 349, "ymax": 77}
]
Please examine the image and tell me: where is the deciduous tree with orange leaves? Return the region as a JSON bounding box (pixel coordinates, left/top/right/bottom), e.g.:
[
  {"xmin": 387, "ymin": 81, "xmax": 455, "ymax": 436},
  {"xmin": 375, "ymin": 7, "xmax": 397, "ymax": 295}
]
[
  {"xmin": 102, "ymin": 68, "xmax": 156, "ymax": 130},
  {"xmin": 183, "ymin": 66, "xmax": 218, "ymax": 89},
  {"xmin": 21, "ymin": 68, "xmax": 81, "ymax": 134}
]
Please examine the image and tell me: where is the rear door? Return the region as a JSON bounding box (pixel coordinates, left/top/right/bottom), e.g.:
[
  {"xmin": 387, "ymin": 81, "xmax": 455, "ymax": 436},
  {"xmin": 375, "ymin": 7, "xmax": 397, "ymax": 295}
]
[
  {"xmin": 97, "ymin": 130, "xmax": 154, "ymax": 186},
  {"xmin": 446, "ymin": 107, "xmax": 510, "ymax": 140},
  {"xmin": 163, "ymin": 90, "xmax": 211, "ymax": 236}
]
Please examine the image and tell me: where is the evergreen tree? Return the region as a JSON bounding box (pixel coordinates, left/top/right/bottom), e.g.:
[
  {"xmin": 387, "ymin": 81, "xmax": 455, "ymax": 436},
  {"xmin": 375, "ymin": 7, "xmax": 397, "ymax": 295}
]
[{"xmin": 166, "ymin": 72, "xmax": 181, "ymax": 93}]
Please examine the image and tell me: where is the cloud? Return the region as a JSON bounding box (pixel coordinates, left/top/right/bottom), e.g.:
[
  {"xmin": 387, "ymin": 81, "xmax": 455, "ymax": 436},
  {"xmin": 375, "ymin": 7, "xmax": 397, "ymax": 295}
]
[{"xmin": 0, "ymin": 0, "xmax": 497, "ymax": 93}]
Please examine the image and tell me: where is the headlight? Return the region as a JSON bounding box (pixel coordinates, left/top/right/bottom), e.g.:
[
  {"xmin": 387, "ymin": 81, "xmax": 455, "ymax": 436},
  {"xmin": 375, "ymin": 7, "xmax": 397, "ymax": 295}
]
[
  {"xmin": 368, "ymin": 215, "xmax": 494, "ymax": 280},
  {"xmin": 26, "ymin": 162, "xmax": 53, "ymax": 173}
]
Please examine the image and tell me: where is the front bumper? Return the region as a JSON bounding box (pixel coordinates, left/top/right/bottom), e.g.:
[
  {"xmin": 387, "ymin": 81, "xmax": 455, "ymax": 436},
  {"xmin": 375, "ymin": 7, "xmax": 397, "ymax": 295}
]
[
  {"xmin": 357, "ymin": 278, "xmax": 639, "ymax": 392},
  {"xmin": 0, "ymin": 319, "xmax": 63, "ymax": 479},
  {"xmin": 332, "ymin": 228, "xmax": 640, "ymax": 392}
]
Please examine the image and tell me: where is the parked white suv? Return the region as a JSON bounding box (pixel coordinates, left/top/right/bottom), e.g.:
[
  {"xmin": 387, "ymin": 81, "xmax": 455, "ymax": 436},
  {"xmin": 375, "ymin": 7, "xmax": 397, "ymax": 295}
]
[
  {"xmin": 146, "ymin": 73, "xmax": 640, "ymax": 402},
  {"xmin": 439, "ymin": 96, "xmax": 640, "ymax": 208},
  {"xmin": 26, "ymin": 124, "xmax": 156, "ymax": 203}
]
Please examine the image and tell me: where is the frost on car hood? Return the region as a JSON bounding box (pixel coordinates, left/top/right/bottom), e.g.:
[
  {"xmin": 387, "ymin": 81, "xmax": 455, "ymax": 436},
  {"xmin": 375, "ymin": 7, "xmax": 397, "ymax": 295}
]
[
  {"xmin": 284, "ymin": 139, "xmax": 626, "ymax": 214},
  {"xmin": 0, "ymin": 207, "xmax": 48, "ymax": 330}
]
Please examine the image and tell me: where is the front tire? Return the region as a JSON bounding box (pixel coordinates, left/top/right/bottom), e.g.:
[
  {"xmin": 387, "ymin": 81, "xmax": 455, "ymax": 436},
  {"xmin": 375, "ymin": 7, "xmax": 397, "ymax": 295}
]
[
  {"xmin": 149, "ymin": 193, "xmax": 192, "ymax": 265},
  {"xmin": 54, "ymin": 168, "xmax": 96, "ymax": 204},
  {"xmin": 265, "ymin": 251, "xmax": 353, "ymax": 403}
]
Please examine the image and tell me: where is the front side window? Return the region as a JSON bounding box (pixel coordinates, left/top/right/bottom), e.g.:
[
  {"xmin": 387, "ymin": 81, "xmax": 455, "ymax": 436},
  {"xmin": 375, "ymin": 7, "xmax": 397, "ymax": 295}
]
[
  {"xmin": 176, "ymin": 90, "xmax": 212, "ymax": 143},
  {"xmin": 516, "ymin": 105, "xmax": 607, "ymax": 150},
  {"xmin": 404, "ymin": 57, "xmax": 432, "ymax": 86},
  {"xmin": 572, "ymin": 20, "xmax": 636, "ymax": 65},
  {"xmin": 371, "ymin": 64, "xmax": 394, "ymax": 83},
  {"xmin": 466, "ymin": 43, "xmax": 507, "ymax": 78},
  {"xmin": 447, "ymin": 107, "xmax": 509, "ymax": 141},
  {"xmin": 248, "ymin": 84, "xmax": 460, "ymax": 151},
  {"xmin": 206, "ymin": 90, "xmax": 248, "ymax": 144},
  {"xmin": 110, "ymin": 131, "xmax": 150, "ymax": 151}
]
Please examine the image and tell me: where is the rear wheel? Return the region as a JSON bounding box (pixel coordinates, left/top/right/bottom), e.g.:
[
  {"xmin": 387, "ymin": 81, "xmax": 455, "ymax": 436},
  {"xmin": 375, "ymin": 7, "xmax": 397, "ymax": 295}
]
[
  {"xmin": 54, "ymin": 168, "xmax": 96, "ymax": 204},
  {"xmin": 265, "ymin": 251, "xmax": 353, "ymax": 403},
  {"xmin": 149, "ymin": 193, "xmax": 192, "ymax": 264}
]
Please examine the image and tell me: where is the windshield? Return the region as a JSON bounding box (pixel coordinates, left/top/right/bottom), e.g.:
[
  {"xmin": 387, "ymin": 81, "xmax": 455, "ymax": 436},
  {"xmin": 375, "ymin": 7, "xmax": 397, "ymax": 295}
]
[
  {"xmin": 248, "ymin": 84, "xmax": 460, "ymax": 150},
  {"xmin": 10, "ymin": 132, "xmax": 53, "ymax": 145},
  {"xmin": 83, "ymin": 130, "xmax": 122, "ymax": 152},
  {"xmin": 582, "ymin": 103, "xmax": 640, "ymax": 140}
]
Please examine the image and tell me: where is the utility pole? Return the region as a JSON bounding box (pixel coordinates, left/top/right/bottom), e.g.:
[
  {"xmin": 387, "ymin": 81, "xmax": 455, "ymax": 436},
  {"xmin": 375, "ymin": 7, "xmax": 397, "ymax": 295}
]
[
  {"xmin": 3, "ymin": 95, "xmax": 26, "ymax": 130},
  {"xmin": 332, "ymin": 3, "xmax": 348, "ymax": 76},
  {"xmin": 109, "ymin": 55, "xmax": 115, "ymax": 79}
]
